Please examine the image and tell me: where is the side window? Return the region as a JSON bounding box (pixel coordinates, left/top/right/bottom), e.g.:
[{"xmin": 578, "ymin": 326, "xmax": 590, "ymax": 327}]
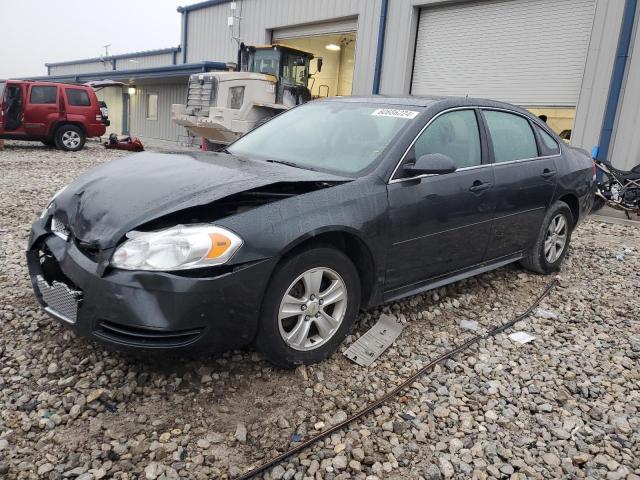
[
  {"xmin": 484, "ymin": 110, "xmax": 538, "ymax": 162},
  {"xmin": 413, "ymin": 110, "xmax": 481, "ymax": 169},
  {"xmin": 535, "ymin": 125, "xmax": 561, "ymax": 155},
  {"xmin": 29, "ymin": 86, "xmax": 58, "ymax": 104},
  {"xmin": 146, "ymin": 93, "xmax": 158, "ymax": 121},
  {"xmin": 66, "ymin": 88, "xmax": 91, "ymax": 107},
  {"xmin": 0, "ymin": 82, "xmax": 5, "ymax": 102}
]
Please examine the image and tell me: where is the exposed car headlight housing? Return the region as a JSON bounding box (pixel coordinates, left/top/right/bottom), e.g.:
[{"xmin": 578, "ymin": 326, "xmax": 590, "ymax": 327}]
[
  {"xmin": 111, "ymin": 225, "xmax": 243, "ymax": 271},
  {"xmin": 40, "ymin": 185, "xmax": 67, "ymax": 218}
]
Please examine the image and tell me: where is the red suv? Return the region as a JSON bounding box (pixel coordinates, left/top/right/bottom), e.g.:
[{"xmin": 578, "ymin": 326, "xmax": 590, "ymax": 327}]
[{"xmin": 0, "ymin": 80, "xmax": 108, "ymax": 151}]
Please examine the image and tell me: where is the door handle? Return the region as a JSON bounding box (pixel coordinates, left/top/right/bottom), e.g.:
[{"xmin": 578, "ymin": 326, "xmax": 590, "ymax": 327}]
[
  {"xmin": 469, "ymin": 180, "xmax": 492, "ymax": 193},
  {"xmin": 541, "ymin": 168, "xmax": 557, "ymax": 179}
]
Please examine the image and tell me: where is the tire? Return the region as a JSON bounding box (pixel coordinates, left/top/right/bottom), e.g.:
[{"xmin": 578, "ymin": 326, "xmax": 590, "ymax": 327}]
[
  {"xmin": 54, "ymin": 125, "xmax": 86, "ymax": 152},
  {"xmin": 520, "ymin": 201, "xmax": 574, "ymax": 274},
  {"xmin": 256, "ymin": 247, "xmax": 361, "ymax": 368},
  {"xmin": 591, "ymin": 195, "xmax": 606, "ymax": 212}
]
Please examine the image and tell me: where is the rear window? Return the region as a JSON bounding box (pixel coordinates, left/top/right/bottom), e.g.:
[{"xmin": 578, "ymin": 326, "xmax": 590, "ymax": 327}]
[
  {"xmin": 66, "ymin": 88, "xmax": 91, "ymax": 107},
  {"xmin": 535, "ymin": 125, "xmax": 561, "ymax": 155},
  {"xmin": 30, "ymin": 86, "xmax": 58, "ymax": 104}
]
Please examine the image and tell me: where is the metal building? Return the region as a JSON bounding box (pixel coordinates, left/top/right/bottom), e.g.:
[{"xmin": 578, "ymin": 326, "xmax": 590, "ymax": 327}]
[{"xmin": 37, "ymin": 0, "xmax": 638, "ymax": 169}]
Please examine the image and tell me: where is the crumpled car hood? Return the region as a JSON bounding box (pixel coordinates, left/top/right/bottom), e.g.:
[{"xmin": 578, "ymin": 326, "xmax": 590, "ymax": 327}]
[{"xmin": 52, "ymin": 151, "xmax": 350, "ymax": 249}]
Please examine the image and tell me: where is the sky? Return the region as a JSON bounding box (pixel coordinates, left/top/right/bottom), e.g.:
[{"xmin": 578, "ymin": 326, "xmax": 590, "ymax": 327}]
[{"xmin": 0, "ymin": 0, "xmax": 184, "ymax": 79}]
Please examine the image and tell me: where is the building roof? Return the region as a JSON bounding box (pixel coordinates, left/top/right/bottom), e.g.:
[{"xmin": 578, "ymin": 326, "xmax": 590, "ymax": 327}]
[
  {"xmin": 27, "ymin": 62, "xmax": 228, "ymax": 84},
  {"xmin": 45, "ymin": 47, "xmax": 182, "ymax": 67},
  {"xmin": 177, "ymin": 0, "xmax": 230, "ymax": 13}
]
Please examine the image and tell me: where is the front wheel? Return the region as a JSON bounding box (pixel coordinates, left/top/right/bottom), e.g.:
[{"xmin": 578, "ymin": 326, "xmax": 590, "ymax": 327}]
[
  {"xmin": 55, "ymin": 125, "xmax": 86, "ymax": 152},
  {"xmin": 520, "ymin": 201, "xmax": 573, "ymax": 274},
  {"xmin": 256, "ymin": 247, "xmax": 361, "ymax": 368}
]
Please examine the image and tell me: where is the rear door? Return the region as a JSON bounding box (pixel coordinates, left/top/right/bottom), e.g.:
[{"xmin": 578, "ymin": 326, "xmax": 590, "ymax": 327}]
[
  {"xmin": 481, "ymin": 109, "xmax": 559, "ymax": 260},
  {"xmin": 63, "ymin": 87, "xmax": 94, "ymax": 125},
  {"xmin": 385, "ymin": 108, "xmax": 496, "ymax": 294},
  {"xmin": 24, "ymin": 84, "xmax": 59, "ymax": 137}
]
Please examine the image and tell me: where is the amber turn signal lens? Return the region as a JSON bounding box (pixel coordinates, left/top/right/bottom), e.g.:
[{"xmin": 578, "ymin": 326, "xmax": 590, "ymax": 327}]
[{"xmin": 207, "ymin": 233, "xmax": 232, "ymax": 259}]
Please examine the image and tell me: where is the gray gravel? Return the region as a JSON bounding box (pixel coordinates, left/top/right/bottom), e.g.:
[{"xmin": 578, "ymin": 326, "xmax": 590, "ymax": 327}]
[{"xmin": 1, "ymin": 141, "xmax": 639, "ymax": 480}]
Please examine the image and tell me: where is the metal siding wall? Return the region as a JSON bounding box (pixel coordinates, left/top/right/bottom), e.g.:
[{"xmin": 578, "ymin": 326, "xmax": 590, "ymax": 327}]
[
  {"xmin": 116, "ymin": 53, "xmax": 174, "ymax": 70},
  {"xmin": 129, "ymin": 83, "xmax": 190, "ymax": 144},
  {"xmin": 572, "ymin": 0, "xmax": 625, "ymax": 155},
  {"xmin": 609, "ymin": 8, "xmax": 640, "ymax": 170},
  {"xmin": 379, "ymin": 0, "xmax": 419, "ymax": 94},
  {"xmin": 410, "ymin": 0, "xmax": 596, "ymax": 105},
  {"xmin": 49, "ymin": 61, "xmax": 111, "ymax": 75},
  {"xmin": 185, "ymin": 0, "xmax": 381, "ymax": 94}
]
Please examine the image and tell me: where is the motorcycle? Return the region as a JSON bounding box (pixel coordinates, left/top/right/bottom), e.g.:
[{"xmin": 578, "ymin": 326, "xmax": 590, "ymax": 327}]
[{"xmin": 593, "ymin": 157, "xmax": 640, "ymax": 218}]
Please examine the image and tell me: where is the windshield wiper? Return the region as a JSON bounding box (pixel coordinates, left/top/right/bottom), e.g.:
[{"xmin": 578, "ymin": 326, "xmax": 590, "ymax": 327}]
[{"xmin": 264, "ymin": 159, "xmax": 317, "ymax": 171}]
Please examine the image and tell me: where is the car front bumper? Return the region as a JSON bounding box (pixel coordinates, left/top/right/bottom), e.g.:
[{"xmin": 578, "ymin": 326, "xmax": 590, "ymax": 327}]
[{"xmin": 27, "ymin": 222, "xmax": 277, "ymax": 353}]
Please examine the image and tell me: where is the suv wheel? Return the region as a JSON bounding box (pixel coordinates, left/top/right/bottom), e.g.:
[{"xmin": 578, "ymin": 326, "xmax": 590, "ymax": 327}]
[
  {"xmin": 55, "ymin": 125, "xmax": 86, "ymax": 152},
  {"xmin": 520, "ymin": 201, "xmax": 573, "ymax": 274},
  {"xmin": 256, "ymin": 247, "xmax": 361, "ymax": 368}
]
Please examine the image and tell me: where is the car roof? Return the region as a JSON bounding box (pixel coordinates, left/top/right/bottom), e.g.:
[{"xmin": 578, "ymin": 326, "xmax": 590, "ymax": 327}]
[{"xmin": 321, "ymin": 95, "xmax": 529, "ymax": 113}]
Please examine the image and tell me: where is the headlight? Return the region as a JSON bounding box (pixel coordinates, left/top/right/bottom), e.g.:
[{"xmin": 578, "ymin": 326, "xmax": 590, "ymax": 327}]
[
  {"xmin": 111, "ymin": 225, "xmax": 243, "ymax": 271},
  {"xmin": 40, "ymin": 185, "xmax": 67, "ymax": 218}
]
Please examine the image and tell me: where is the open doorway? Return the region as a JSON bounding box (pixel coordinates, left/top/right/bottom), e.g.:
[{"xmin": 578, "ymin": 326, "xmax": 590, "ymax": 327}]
[{"xmin": 273, "ymin": 32, "xmax": 356, "ymax": 98}]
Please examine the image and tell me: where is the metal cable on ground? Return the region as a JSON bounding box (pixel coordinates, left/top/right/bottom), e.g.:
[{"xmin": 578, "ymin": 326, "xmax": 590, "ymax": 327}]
[{"xmin": 235, "ymin": 278, "xmax": 559, "ymax": 480}]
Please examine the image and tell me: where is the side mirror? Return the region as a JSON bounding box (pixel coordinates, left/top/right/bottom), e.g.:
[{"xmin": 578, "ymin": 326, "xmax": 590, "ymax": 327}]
[
  {"xmin": 403, "ymin": 153, "xmax": 457, "ymax": 176},
  {"xmin": 316, "ymin": 57, "xmax": 323, "ymax": 73}
]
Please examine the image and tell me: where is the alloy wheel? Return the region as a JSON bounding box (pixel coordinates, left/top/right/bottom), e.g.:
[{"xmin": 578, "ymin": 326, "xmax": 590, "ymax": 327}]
[
  {"xmin": 544, "ymin": 213, "xmax": 568, "ymax": 263},
  {"xmin": 278, "ymin": 267, "xmax": 347, "ymax": 351},
  {"xmin": 62, "ymin": 131, "xmax": 81, "ymax": 149}
]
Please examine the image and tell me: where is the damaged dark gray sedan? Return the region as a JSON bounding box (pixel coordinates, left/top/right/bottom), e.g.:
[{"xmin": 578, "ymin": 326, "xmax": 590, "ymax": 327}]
[{"xmin": 28, "ymin": 96, "xmax": 595, "ymax": 367}]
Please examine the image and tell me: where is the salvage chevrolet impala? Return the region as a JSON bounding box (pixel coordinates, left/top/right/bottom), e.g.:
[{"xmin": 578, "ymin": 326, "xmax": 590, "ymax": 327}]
[{"xmin": 28, "ymin": 97, "xmax": 595, "ymax": 367}]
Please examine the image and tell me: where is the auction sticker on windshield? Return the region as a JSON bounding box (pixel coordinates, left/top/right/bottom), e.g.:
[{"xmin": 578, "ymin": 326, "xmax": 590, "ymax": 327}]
[{"xmin": 372, "ymin": 108, "xmax": 419, "ymax": 119}]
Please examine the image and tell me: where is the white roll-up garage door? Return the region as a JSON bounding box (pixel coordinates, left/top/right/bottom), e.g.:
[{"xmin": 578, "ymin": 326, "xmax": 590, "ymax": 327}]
[
  {"xmin": 411, "ymin": 0, "xmax": 596, "ymax": 106},
  {"xmin": 272, "ymin": 17, "xmax": 358, "ymax": 40}
]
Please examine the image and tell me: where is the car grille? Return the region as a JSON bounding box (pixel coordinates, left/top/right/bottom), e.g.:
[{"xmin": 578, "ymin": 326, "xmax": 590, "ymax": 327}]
[
  {"xmin": 51, "ymin": 217, "xmax": 70, "ymax": 240},
  {"xmin": 36, "ymin": 275, "xmax": 82, "ymax": 324},
  {"xmin": 186, "ymin": 75, "xmax": 217, "ymax": 117},
  {"xmin": 95, "ymin": 321, "xmax": 203, "ymax": 348}
]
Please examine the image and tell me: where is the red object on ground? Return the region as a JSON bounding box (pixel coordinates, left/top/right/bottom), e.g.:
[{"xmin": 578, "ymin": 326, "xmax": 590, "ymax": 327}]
[{"xmin": 104, "ymin": 134, "xmax": 144, "ymax": 152}]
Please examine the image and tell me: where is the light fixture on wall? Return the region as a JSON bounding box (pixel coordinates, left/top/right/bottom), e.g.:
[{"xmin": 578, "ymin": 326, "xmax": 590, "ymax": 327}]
[
  {"xmin": 127, "ymin": 85, "xmax": 137, "ymax": 95},
  {"xmin": 325, "ymin": 44, "xmax": 341, "ymax": 51}
]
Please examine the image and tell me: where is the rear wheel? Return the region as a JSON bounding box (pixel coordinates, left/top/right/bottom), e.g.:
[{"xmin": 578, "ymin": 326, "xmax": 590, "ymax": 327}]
[
  {"xmin": 256, "ymin": 247, "xmax": 360, "ymax": 368},
  {"xmin": 55, "ymin": 125, "xmax": 85, "ymax": 152},
  {"xmin": 520, "ymin": 201, "xmax": 573, "ymax": 274}
]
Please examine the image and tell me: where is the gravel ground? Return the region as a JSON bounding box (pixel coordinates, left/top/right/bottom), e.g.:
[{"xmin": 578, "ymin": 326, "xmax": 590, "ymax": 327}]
[{"xmin": 1, "ymin": 141, "xmax": 639, "ymax": 480}]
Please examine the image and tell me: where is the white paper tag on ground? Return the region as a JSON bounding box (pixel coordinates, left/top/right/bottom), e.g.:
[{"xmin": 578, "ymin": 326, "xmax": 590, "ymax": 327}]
[
  {"xmin": 509, "ymin": 331, "xmax": 536, "ymax": 344},
  {"xmin": 344, "ymin": 314, "xmax": 404, "ymax": 366},
  {"xmin": 459, "ymin": 319, "xmax": 479, "ymax": 331}
]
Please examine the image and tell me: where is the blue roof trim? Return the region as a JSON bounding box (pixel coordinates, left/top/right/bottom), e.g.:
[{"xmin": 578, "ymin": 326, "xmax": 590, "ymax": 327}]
[
  {"xmin": 177, "ymin": 0, "xmax": 230, "ymax": 13},
  {"xmin": 28, "ymin": 62, "xmax": 227, "ymax": 83},
  {"xmin": 46, "ymin": 47, "xmax": 182, "ymax": 67}
]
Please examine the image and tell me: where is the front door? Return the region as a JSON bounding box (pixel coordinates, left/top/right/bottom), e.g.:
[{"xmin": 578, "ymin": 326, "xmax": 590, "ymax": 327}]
[
  {"xmin": 2, "ymin": 83, "xmax": 25, "ymax": 132},
  {"xmin": 385, "ymin": 109, "xmax": 496, "ymax": 294},
  {"xmin": 480, "ymin": 109, "xmax": 558, "ymax": 259}
]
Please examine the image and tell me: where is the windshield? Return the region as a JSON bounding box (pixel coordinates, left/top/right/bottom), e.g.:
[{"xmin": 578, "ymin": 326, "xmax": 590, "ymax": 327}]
[{"xmin": 228, "ymin": 102, "xmax": 419, "ymax": 175}]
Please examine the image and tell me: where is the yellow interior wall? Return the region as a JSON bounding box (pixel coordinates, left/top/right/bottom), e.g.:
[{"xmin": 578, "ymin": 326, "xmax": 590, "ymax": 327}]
[
  {"xmin": 275, "ymin": 33, "xmax": 356, "ymax": 97},
  {"xmin": 527, "ymin": 107, "xmax": 576, "ymax": 136},
  {"xmin": 95, "ymin": 86, "xmax": 124, "ymax": 137}
]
